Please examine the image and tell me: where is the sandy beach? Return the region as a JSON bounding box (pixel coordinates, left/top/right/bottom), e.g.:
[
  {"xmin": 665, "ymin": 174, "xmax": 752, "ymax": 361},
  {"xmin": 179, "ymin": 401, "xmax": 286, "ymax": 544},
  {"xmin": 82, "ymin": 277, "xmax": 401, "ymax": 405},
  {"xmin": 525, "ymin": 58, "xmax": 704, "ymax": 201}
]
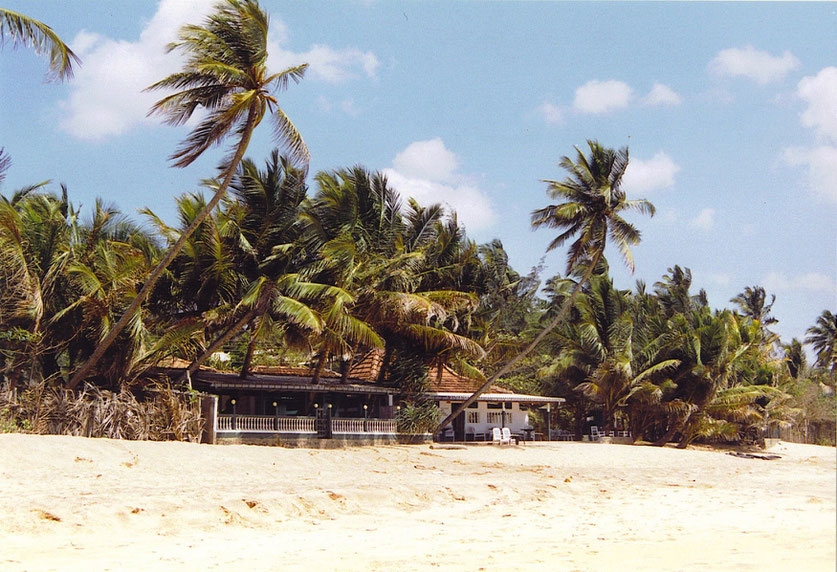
[{"xmin": 0, "ymin": 434, "xmax": 834, "ymax": 571}]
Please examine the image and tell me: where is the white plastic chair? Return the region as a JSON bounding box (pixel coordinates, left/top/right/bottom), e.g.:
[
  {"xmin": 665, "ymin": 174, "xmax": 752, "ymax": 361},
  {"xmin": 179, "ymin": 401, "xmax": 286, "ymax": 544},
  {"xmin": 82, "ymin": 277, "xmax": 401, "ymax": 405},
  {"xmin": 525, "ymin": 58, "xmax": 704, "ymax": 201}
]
[
  {"xmin": 590, "ymin": 425, "xmax": 601, "ymax": 441},
  {"xmin": 492, "ymin": 427, "xmax": 503, "ymax": 444},
  {"xmin": 501, "ymin": 427, "xmax": 514, "ymax": 445}
]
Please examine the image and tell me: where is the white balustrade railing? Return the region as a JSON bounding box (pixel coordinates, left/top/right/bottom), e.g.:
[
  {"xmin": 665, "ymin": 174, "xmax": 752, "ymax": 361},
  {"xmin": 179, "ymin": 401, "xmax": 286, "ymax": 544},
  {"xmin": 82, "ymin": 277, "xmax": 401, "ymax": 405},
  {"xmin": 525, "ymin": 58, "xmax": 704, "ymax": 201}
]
[
  {"xmin": 332, "ymin": 418, "xmax": 396, "ymax": 434},
  {"xmin": 217, "ymin": 415, "xmax": 315, "ymax": 433},
  {"xmin": 216, "ymin": 415, "xmax": 395, "ymax": 434}
]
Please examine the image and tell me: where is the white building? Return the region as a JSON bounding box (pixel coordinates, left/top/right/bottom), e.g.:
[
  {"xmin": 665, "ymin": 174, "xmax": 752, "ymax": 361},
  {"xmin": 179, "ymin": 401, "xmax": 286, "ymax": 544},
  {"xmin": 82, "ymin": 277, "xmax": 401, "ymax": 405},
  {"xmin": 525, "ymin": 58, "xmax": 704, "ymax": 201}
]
[{"xmin": 425, "ymin": 364, "xmax": 564, "ymax": 442}]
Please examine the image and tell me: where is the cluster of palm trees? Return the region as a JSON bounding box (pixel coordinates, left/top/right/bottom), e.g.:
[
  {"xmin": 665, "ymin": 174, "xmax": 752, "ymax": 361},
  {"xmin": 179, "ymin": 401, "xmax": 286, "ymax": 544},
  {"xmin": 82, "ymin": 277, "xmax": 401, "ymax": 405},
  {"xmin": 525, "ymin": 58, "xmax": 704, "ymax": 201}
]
[
  {"xmin": 1, "ymin": 145, "xmax": 529, "ymax": 390},
  {"xmin": 2, "ymin": 1, "xmax": 834, "ymax": 445},
  {"xmin": 534, "ymin": 266, "xmax": 835, "ymax": 446}
]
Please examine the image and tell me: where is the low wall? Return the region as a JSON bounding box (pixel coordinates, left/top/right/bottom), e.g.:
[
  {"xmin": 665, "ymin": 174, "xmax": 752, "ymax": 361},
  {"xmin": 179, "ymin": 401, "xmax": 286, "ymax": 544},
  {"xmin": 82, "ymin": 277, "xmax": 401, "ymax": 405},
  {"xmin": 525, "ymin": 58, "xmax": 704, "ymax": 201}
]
[{"xmin": 216, "ymin": 431, "xmax": 431, "ymax": 448}]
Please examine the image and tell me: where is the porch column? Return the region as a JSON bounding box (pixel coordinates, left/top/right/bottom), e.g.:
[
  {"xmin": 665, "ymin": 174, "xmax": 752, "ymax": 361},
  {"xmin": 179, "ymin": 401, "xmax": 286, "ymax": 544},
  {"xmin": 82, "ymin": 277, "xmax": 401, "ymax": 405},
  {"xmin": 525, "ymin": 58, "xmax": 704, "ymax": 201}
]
[{"xmin": 546, "ymin": 403, "xmax": 551, "ymax": 442}]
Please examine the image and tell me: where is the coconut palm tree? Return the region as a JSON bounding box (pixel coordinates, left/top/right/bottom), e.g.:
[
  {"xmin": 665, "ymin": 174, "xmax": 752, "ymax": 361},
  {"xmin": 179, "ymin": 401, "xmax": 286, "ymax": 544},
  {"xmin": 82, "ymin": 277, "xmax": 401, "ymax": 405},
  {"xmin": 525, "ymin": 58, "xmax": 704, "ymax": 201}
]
[
  {"xmin": 69, "ymin": 0, "xmax": 308, "ymax": 389},
  {"xmin": 806, "ymin": 310, "xmax": 836, "ymax": 372},
  {"xmin": 300, "ymin": 167, "xmax": 483, "ymax": 383},
  {"xmin": 435, "ymin": 140, "xmax": 655, "ymax": 436},
  {"xmin": 1, "ymin": 7, "xmax": 79, "ymax": 80},
  {"xmin": 654, "ymin": 265, "xmax": 707, "ymax": 318},
  {"xmin": 782, "ymin": 338, "xmax": 807, "ymax": 379},
  {"xmin": 731, "ymin": 285, "xmax": 777, "ymax": 325}
]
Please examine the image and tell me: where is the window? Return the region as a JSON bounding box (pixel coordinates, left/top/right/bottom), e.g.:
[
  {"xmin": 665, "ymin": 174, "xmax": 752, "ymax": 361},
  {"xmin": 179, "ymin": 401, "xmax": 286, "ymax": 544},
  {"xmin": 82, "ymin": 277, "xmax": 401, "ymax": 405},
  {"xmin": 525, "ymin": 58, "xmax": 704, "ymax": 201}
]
[
  {"xmin": 467, "ymin": 401, "xmax": 479, "ymax": 409},
  {"xmin": 466, "ymin": 411, "xmax": 480, "ymax": 424},
  {"xmin": 487, "ymin": 411, "xmax": 507, "ymax": 425}
]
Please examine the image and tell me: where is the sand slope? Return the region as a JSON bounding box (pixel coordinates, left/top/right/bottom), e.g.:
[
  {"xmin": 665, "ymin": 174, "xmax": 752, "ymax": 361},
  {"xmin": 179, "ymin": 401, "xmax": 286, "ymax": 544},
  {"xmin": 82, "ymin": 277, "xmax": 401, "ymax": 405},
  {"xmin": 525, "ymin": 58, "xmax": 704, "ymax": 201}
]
[{"xmin": 0, "ymin": 434, "xmax": 834, "ymax": 571}]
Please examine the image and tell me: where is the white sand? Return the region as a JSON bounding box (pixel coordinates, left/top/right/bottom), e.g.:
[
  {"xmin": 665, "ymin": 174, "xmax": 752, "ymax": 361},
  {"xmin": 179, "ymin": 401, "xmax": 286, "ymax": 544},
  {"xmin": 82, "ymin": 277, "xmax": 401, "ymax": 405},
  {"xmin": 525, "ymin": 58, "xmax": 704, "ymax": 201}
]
[{"xmin": 0, "ymin": 434, "xmax": 834, "ymax": 571}]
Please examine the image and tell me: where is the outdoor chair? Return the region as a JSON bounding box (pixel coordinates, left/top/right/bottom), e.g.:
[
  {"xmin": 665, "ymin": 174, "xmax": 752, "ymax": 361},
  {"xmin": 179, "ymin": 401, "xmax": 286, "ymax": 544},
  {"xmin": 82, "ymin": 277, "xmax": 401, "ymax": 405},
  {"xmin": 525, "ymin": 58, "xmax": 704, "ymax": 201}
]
[
  {"xmin": 501, "ymin": 427, "xmax": 515, "ymax": 446},
  {"xmin": 492, "ymin": 427, "xmax": 503, "ymax": 444},
  {"xmin": 590, "ymin": 426, "xmax": 602, "ymax": 441}
]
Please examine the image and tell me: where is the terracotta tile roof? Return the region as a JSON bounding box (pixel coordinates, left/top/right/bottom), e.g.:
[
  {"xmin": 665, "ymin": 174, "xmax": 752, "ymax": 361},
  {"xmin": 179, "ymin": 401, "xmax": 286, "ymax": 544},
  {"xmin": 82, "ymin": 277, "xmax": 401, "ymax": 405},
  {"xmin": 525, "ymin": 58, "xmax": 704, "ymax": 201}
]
[
  {"xmin": 251, "ymin": 365, "xmax": 340, "ymax": 378},
  {"xmin": 426, "ymin": 363, "xmax": 511, "ymax": 394},
  {"xmin": 348, "ymin": 351, "xmax": 383, "ymax": 382},
  {"xmin": 349, "ymin": 350, "xmax": 511, "ymax": 394}
]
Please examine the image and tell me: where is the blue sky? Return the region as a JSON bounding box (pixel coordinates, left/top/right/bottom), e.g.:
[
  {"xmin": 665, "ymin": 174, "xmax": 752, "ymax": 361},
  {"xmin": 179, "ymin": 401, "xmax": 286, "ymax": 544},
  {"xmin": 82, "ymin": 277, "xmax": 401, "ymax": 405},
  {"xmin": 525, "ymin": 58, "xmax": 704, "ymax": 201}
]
[{"xmin": 2, "ymin": 1, "xmax": 835, "ymax": 346}]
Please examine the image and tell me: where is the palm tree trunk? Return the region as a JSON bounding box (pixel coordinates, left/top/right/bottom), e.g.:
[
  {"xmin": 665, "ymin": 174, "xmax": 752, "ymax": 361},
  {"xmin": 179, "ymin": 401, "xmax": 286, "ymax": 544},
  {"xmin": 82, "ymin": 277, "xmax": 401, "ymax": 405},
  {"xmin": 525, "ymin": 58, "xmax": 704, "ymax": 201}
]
[
  {"xmin": 434, "ymin": 250, "xmax": 603, "ymax": 437},
  {"xmin": 377, "ymin": 344, "xmax": 394, "ymax": 384},
  {"xmin": 652, "ymin": 414, "xmax": 689, "ymax": 447},
  {"xmin": 239, "ymin": 334, "xmax": 257, "ymax": 379},
  {"xmin": 176, "ymin": 308, "xmax": 259, "ymax": 385},
  {"xmin": 312, "ymin": 352, "xmax": 327, "ymax": 384},
  {"xmin": 68, "ymin": 105, "xmax": 259, "ymax": 390},
  {"xmin": 239, "ymin": 316, "xmax": 262, "ymax": 379}
]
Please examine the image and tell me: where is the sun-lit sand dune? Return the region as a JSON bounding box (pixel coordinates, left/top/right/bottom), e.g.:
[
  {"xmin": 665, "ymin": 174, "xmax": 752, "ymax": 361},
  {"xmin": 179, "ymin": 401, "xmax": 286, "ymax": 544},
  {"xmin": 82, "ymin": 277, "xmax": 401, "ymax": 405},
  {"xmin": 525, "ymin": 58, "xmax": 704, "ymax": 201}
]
[{"xmin": 1, "ymin": 434, "xmax": 834, "ymax": 571}]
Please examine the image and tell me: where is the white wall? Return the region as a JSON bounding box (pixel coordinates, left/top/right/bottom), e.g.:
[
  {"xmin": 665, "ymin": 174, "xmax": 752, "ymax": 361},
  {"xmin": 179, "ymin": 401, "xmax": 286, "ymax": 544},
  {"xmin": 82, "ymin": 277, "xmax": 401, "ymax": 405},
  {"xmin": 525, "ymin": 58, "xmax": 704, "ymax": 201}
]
[{"xmin": 438, "ymin": 400, "xmax": 531, "ymax": 436}]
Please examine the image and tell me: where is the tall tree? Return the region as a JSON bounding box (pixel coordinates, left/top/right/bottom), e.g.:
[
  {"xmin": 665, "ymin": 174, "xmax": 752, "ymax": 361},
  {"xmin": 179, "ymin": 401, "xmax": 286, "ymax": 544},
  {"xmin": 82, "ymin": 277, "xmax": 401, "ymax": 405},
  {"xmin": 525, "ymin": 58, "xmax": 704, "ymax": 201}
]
[
  {"xmin": 0, "ymin": 7, "xmax": 79, "ymax": 80},
  {"xmin": 782, "ymin": 338, "xmax": 807, "ymax": 379},
  {"xmin": 731, "ymin": 285, "xmax": 777, "ymax": 325},
  {"xmin": 435, "ymin": 140, "xmax": 655, "ymax": 435},
  {"xmin": 69, "ymin": 0, "xmax": 308, "ymax": 389},
  {"xmin": 806, "ymin": 310, "xmax": 836, "ymax": 372}
]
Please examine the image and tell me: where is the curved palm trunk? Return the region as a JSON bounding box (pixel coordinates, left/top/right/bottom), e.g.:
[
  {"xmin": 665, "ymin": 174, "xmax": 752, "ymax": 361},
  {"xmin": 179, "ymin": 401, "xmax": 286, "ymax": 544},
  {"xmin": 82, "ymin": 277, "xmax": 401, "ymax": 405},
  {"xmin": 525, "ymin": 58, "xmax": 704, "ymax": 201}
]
[
  {"xmin": 311, "ymin": 352, "xmax": 328, "ymax": 384},
  {"xmin": 433, "ymin": 250, "xmax": 602, "ymax": 437},
  {"xmin": 239, "ymin": 315, "xmax": 263, "ymax": 379},
  {"xmin": 239, "ymin": 333, "xmax": 257, "ymax": 379},
  {"xmin": 68, "ymin": 106, "xmax": 259, "ymax": 390},
  {"xmin": 652, "ymin": 413, "xmax": 689, "ymax": 447},
  {"xmin": 176, "ymin": 307, "xmax": 259, "ymax": 385},
  {"xmin": 377, "ymin": 344, "xmax": 395, "ymax": 384}
]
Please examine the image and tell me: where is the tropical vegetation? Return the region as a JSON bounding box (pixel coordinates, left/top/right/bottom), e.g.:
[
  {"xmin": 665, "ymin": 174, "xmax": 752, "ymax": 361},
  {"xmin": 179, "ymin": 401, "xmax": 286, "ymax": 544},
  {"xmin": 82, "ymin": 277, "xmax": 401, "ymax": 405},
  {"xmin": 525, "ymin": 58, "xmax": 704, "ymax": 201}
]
[{"xmin": 2, "ymin": 0, "xmax": 833, "ymax": 446}]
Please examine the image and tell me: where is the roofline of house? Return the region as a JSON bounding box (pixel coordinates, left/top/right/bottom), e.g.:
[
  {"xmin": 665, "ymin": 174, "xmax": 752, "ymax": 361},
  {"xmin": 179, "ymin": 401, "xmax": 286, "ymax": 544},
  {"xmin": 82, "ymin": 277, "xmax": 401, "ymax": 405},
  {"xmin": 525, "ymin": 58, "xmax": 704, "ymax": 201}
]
[
  {"xmin": 190, "ymin": 371, "xmax": 394, "ymax": 395},
  {"xmin": 427, "ymin": 392, "xmax": 565, "ymax": 404}
]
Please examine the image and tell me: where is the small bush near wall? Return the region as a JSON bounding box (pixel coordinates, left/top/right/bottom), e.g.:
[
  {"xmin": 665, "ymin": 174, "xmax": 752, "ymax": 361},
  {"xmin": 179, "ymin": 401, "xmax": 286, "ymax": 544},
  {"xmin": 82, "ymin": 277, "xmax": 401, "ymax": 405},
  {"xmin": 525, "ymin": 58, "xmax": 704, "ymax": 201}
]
[{"xmin": 396, "ymin": 401, "xmax": 440, "ymax": 435}]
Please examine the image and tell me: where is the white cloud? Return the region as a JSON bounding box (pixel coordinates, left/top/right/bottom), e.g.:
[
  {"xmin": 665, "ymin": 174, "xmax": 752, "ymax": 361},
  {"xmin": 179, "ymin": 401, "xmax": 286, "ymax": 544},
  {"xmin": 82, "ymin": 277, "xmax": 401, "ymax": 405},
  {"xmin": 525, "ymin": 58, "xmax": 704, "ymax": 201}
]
[
  {"xmin": 643, "ymin": 83, "xmax": 682, "ymax": 106},
  {"xmin": 709, "ymin": 46, "xmax": 799, "ymax": 84},
  {"xmin": 269, "ymin": 43, "xmax": 378, "ymax": 83},
  {"xmin": 384, "ymin": 138, "xmax": 496, "ymax": 232},
  {"xmin": 797, "ymin": 67, "xmax": 837, "ymax": 143},
  {"xmin": 60, "ymin": 0, "xmax": 378, "ymax": 140},
  {"xmin": 60, "ymin": 0, "xmax": 216, "ymax": 140},
  {"xmin": 689, "ymin": 208, "xmax": 715, "ymax": 231},
  {"xmin": 782, "ymin": 146, "xmax": 837, "ymax": 205},
  {"xmin": 573, "ymin": 80, "xmax": 633, "ymax": 114},
  {"xmin": 763, "ymin": 272, "xmax": 837, "ymax": 294},
  {"xmin": 622, "ymin": 152, "xmax": 680, "ymax": 194},
  {"xmin": 392, "ymin": 137, "xmax": 459, "ymax": 183},
  {"xmin": 536, "ymin": 102, "xmax": 564, "ymax": 125}
]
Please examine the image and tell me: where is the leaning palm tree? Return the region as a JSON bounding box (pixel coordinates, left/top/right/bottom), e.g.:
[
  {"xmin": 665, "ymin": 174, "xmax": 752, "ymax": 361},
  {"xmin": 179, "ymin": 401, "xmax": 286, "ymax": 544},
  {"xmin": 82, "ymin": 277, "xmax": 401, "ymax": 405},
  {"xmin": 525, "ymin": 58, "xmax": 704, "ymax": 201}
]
[
  {"xmin": 1, "ymin": 7, "xmax": 80, "ymax": 80},
  {"xmin": 68, "ymin": 0, "xmax": 308, "ymax": 389},
  {"xmin": 806, "ymin": 310, "xmax": 836, "ymax": 372},
  {"xmin": 435, "ymin": 140, "xmax": 655, "ymax": 435}
]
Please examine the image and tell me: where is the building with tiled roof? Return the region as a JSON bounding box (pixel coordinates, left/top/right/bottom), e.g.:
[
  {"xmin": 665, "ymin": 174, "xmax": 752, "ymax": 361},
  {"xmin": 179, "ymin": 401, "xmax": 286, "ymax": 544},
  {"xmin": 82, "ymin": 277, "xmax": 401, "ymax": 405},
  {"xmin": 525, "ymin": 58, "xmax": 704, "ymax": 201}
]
[{"xmin": 348, "ymin": 351, "xmax": 563, "ymax": 441}]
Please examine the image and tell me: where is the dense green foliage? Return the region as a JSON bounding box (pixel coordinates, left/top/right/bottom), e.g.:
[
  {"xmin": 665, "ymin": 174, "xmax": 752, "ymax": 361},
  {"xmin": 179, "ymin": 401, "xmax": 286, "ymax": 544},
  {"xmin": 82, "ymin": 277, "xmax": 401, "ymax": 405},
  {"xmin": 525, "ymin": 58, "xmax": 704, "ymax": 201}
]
[{"xmin": 2, "ymin": 0, "xmax": 832, "ymax": 446}]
